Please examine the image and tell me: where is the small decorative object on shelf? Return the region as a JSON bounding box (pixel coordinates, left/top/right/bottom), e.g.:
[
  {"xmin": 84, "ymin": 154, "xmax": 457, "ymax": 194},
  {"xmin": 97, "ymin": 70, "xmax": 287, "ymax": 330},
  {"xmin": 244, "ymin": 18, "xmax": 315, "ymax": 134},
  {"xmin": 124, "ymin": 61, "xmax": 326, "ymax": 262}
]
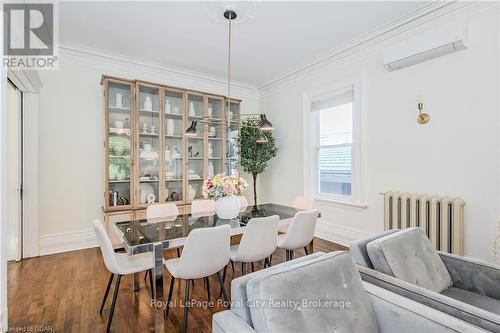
[
  {"xmin": 170, "ymin": 192, "xmax": 179, "ymax": 202},
  {"xmin": 115, "ymin": 93, "xmax": 123, "ymax": 108},
  {"xmin": 202, "ymin": 174, "xmax": 248, "ymax": 219},
  {"xmin": 147, "ymin": 193, "xmax": 156, "ymax": 204},
  {"xmin": 493, "ymin": 220, "xmax": 500, "ymax": 261},
  {"xmin": 189, "ymin": 102, "xmax": 195, "ymax": 116},
  {"xmin": 119, "ymin": 196, "xmax": 129, "ymax": 205},
  {"xmin": 144, "ymin": 96, "xmax": 153, "ymax": 111}
]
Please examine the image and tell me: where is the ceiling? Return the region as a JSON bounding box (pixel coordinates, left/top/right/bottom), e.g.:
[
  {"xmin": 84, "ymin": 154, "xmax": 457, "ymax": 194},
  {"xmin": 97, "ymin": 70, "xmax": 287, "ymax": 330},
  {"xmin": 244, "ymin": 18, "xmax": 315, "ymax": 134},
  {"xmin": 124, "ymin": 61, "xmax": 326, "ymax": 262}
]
[{"xmin": 59, "ymin": 1, "xmax": 427, "ymax": 87}]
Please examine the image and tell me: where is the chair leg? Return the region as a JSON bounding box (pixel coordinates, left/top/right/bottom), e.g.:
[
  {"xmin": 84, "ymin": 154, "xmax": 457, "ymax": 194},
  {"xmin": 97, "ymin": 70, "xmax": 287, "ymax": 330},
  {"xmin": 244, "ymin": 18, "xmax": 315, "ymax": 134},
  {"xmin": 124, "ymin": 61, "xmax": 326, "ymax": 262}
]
[
  {"xmin": 251, "ymin": 262, "xmax": 255, "ymax": 272},
  {"xmin": 100, "ymin": 273, "xmax": 114, "ymax": 314},
  {"xmin": 165, "ymin": 276, "xmax": 175, "ymax": 318},
  {"xmin": 304, "ymin": 246, "xmax": 309, "ymax": 256},
  {"xmin": 106, "ymin": 274, "xmax": 122, "ymax": 333},
  {"xmin": 290, "ymin": 250, "xmax": 294, "ymax": 260},
  {"xmin": 263, "ymin": 258, "xmax": 268, "ymax": 268},
  {"xmin": 183, "ymin": 279, "xmax": 191, "ymax": 333},
  {"xmin": 205, "ymin": 277, "xmax": 211, "ymax": 301},
  {"xmin": 219, "ymin": 265, "xmax": 228, "ymax": 299},
  {"xmin": 231, "ymin": 260, "xmax": 234, "ymax": 273},
  {"xmin": 177, "ymin": 248, "xmax": 181, "ymax": 257},
  {"xmin": 269, "ymin": 254, "xmax": 273, "ymax": 266},
  {"xmin": 241, "ymin": 262, "xmax": 246, "ymax": 275},
  {"xmin": 144, "ymin": 269, "xmax": 148, "ymax": 282},
  {"xmin": 285, "ymin": 250, "xmax": 289, "ymax": 261},
  {"xmin": 148, "ymin": 269, "xmax": 154, "ymax": 296},
  {"xmin": 217, "ymin": 272, "xmax": 230, "ymax": 309}
]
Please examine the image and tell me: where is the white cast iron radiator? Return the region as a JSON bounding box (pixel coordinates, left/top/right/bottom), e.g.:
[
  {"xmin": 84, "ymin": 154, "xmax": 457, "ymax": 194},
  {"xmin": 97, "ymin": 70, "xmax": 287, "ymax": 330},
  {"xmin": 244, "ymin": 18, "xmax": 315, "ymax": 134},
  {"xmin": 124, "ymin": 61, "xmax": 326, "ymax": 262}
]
[{"xmin": 381, "ymin": 192, "xmax": 465, "ymax": 255}]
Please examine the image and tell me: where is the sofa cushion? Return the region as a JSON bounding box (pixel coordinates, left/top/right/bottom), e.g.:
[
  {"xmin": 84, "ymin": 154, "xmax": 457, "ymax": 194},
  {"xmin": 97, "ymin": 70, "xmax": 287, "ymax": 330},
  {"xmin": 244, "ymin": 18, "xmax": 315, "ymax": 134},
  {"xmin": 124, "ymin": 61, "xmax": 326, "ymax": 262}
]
[
  {"xmin": 442, "ymin": 287, "xmax": 500, "ymax": 316},
  {"xmin": 366, "ymin": 228, "xmax": 452, "ymax": 293},
  {"xmin": 231, "ymin": 252, "xmax": 325, "ymax": 326},
  {"xmin": 246, "ymin": 251, "xmax": 378, "ymax": 333},
  {"xmin": 350, "ymin": 229, "xmax": 400, "ymax": 269}
]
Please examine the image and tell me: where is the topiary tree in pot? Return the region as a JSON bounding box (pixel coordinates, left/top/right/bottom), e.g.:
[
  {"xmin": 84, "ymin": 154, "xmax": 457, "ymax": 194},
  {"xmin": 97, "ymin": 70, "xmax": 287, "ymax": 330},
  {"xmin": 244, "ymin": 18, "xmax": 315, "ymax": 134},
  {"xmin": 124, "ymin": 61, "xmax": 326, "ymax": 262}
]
[{"xmin": 236, "ymin": 118, "xmax": 278, "ymax": 206}]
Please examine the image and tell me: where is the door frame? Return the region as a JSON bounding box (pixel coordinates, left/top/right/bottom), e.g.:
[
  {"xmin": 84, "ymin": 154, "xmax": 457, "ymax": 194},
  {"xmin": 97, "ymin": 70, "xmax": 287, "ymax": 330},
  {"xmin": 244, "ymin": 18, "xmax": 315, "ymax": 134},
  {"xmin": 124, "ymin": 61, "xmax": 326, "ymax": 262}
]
[{"xmin": 7, "ymin": 70, "xmax": 43, "ymax": 259}]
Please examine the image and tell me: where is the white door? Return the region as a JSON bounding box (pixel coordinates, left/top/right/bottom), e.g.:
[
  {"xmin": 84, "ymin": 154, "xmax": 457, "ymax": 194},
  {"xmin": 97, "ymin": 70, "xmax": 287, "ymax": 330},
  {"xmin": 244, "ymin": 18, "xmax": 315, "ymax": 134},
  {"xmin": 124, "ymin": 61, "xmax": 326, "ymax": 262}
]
[{"xmin": 7, "ymin": 81, "xmax": 22, "ymax": 261}]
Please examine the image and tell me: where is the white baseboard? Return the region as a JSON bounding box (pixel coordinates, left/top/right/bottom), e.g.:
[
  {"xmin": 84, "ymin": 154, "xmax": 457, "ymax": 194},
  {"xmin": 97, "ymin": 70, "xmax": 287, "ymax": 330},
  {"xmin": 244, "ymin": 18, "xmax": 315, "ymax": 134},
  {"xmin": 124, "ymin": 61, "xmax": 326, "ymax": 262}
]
[
  {"xmin": 315, "ymin": 221, "xmax": 371, "ymax": 247},
  {"xmin": 39, "ymin": 229, "xmax": 98, "ymax": 256}
]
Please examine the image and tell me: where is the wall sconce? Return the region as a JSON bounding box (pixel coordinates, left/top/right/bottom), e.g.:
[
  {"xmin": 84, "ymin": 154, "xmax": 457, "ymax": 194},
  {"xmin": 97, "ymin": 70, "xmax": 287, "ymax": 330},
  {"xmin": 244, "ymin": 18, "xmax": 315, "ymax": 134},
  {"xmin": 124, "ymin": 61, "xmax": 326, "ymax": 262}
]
[{"xmin": 417, "ymin": 95, "xmax": 430, "ymax": 124}]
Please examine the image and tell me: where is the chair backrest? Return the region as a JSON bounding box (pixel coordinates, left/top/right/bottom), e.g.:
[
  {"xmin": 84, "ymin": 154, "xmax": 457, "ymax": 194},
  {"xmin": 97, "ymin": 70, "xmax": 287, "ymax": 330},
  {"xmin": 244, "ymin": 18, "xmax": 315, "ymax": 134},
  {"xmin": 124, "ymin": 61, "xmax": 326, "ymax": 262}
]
[
  {"xmin": 238, "ymin": 196, "xmax": 249, "ymax": 212},
  {"xmin": 174, "ymin": 225, "xmax": 231, "ymax": 279},
  {"xmin": 146, "ymin": 203, "xmax": 179, "ymax": 219},
  {"xmin": 191, "ymin": 199, "xmax": 215, "ymax": 214},
  {"xmin": 92, "ymin": 219, "xmax": 120, "ymax": 275},
  {"xmin": 292, "ymin": 196, "xmax": 314, "ymax": 210},
  {"xmin": 281, "ymin": 210, "xmax": 319, "ymax": 249},
  {"xmin": 236, "ymin": 215, "xmax": 279, "ymax": 262}
]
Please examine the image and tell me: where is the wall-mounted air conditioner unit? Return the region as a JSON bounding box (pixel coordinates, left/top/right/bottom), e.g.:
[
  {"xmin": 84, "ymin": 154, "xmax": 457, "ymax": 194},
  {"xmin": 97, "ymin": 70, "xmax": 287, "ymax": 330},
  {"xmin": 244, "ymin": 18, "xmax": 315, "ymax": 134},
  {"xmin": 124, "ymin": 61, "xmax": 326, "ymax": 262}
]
[{"xmin": 383, "ymin": 22, "xmax": 467, "ymax": 71}]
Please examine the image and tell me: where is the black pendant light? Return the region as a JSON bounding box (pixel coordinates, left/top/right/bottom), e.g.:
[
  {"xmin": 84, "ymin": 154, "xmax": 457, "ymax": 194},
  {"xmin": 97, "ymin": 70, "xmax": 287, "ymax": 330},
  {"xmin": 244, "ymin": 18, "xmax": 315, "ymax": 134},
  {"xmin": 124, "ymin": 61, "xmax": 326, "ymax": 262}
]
[
  {"xmin": 184, "ymin": 121, "xmax": 197, "ymax": 137},
  {"xmin": 259, "ymin": 114, "xmax": 273, "ymax": 132},
  {"xmin": 256, "ymin": 129, "xmax": 268, "ymax": 144}
]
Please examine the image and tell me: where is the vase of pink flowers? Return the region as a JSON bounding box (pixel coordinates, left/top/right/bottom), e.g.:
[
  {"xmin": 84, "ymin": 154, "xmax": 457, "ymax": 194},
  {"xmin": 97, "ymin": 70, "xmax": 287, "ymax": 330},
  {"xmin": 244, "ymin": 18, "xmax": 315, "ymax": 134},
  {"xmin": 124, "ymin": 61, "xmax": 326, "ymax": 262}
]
[{"xmin": 202, "ymin": 173, "xmax": 248, "ymax": 219}]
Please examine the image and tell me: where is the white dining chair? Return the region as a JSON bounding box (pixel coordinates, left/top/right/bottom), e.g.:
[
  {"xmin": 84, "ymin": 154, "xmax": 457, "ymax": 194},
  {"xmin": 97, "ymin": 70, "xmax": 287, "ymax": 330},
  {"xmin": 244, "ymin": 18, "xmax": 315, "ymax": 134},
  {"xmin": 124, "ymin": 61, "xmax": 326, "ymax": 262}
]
[
  {"xmin": 238, "ymin": 195, "xmax": 249, "ymax": 212},
  {"xmin": 164, "ymin": 224, "xmax": 231, "ymax": 333},
  {"xmin": 292, "ymin": 196, "xmax": 315, "ymax": 210},
  {"xmin": 146, "ymin": 202, "xmax": 179, "ymax": 219},
  {"xmin": 191, "ymin": 199, "xmax": 215, "ymax": 214},
  {"xmin": 93, "ymin": 219, "xmax": 154, "ymax": 333},
  {"xmin": 277, "ymin": 209, "xmax": 319, "ymax": 261},
  {"xmin": 227, "ymin": 215, "xmax": 279, "ymax": 278}
]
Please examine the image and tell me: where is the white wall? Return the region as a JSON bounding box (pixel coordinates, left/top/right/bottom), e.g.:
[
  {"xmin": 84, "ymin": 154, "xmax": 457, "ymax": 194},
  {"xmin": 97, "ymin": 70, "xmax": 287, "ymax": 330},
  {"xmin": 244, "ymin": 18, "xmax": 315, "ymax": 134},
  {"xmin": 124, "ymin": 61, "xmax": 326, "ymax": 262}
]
[
  {"xmin": 37, "ymin": 50, "xmax": 259, "ymax": 251},
  {"xmin": 258, "ymin": 8, "xmax": 499, "ymax": 261}
]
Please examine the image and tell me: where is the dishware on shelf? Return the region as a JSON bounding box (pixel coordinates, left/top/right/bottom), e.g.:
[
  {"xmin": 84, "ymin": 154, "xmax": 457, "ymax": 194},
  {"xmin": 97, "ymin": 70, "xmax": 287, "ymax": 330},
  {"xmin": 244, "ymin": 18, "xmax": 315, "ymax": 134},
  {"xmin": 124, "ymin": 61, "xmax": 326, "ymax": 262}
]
[
  {"xmin": 114, "ymin": 120, "xmax": 124, "ymax": 129},
  {"xmin": 140, "ymin": 183, "xmax": 154, "ymax": 204},
  {"xmin": 208, "ymin": 161, "xmax": 214, "ymax": 178},
  {"xmin": 209, "ymin": 126, "xmax": 216, "ymax": 137},
  {"xmin": 173, "ymin": 105, "xmax": 180, "ymax": 115},
  {"xmin": 143, "ymin": 143, "xmax": 152, "ymax": 151},
  {"xmin": 115, "ymin": 93, "xmax": 124, "ymax": 108},
  {"xmin": 166, "ymin": 119, "xmax": 175, "ymax": 135},
  {"xmin": 208, "ymin": 104, "xmax": 213, "ymax": 117},
  {"xmin": 188, "ymin": 169, "xmax": 196, "ymax": 175},
  {"xmin": 165, "ymin": 100, "xmax": 172, "ymax": 114},
  {"xmin": 147, "ymin": 193, "xmax": 156, "ymax": 204},
  {"xmin": 229, "ymin": 111, "xmax": 234, "ymax": 120},
  {"xmin": 208, "ymin": 143, "xmax": 213, "ymax": 158},
  {"xmin": 189, "ymin": 102, "xmax": 195, "ymax": 116},
  {"xmin": 144, "ymin": 96, "xmax": 153, "ymax": 111},
  {"xmin": 188, "ymin": 184, "xmax": 196, "ymax": 201},
  {"xmin": 150, "ymin": 124, "xmax": 157, "ymax": 135},
  {"xmin": 142, "ymin": 123, "xmax": 148, "ymax": 133}
]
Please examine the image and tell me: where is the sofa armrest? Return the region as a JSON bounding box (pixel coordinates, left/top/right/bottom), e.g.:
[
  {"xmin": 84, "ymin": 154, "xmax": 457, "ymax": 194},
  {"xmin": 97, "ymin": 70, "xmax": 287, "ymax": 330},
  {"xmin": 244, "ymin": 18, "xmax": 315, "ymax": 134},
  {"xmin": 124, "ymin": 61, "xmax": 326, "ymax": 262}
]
[
  {"xmin": 364, "ymin": 282, "xmax": 483, "ymax": 332},
  {"xmin": 439, "ymin": 252, "xmax": 500, "ymax": 300},
  {"xmin": 212, "ymin": 310, "xmax": 257, "ymax": 333},
  {"xmin": 357, "ymin": 265, "xmax": 500, "ymax": 332}
]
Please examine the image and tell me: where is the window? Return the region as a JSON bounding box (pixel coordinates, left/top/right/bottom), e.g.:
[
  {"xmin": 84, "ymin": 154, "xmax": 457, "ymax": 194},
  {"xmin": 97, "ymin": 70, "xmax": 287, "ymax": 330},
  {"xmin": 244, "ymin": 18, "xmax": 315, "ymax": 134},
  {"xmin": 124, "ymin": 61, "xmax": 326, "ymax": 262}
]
[{"xmin": 312, "ymin": 86, "xmax": 355, "ymax": 200}]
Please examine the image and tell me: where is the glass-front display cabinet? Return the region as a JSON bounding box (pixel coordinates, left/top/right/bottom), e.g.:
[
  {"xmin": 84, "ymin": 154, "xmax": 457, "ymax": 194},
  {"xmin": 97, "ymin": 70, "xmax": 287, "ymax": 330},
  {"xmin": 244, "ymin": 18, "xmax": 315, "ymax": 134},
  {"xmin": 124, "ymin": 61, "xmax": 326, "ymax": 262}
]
[
  {"xmin": 226, "ymin": 101, "xmax": 241, "ymax": 175},
  {"xmin": 104, "ymin": 78, "xmax": 134, "ymax": 211},
  {"xmin": 101, "ymin": 75, "xmax": 241, "ymax": 213}
]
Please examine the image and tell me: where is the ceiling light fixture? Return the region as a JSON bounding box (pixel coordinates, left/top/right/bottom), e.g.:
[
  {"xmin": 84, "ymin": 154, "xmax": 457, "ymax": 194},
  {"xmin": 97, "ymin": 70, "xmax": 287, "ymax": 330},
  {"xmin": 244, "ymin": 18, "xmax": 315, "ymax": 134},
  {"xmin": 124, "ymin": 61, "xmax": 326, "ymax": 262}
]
[
  {"xmin": 259, "ymin": 114, "xmax": 273, "ymax": 132},
  {"xmin": 224, "ymin": 9, "xmax": 236, "ymax": 128},
  {"xmin": 256, "ymin": 130, "xmax": 269, "ymax": 144}
]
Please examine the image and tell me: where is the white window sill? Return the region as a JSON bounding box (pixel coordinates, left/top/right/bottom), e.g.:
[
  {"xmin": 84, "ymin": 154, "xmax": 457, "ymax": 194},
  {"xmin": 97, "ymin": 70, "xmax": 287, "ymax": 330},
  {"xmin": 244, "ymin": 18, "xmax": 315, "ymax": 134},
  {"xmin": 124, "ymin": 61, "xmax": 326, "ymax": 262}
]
[{"xmin": 314, "ymin": 197, "xmax": 368, "ymax": 209}]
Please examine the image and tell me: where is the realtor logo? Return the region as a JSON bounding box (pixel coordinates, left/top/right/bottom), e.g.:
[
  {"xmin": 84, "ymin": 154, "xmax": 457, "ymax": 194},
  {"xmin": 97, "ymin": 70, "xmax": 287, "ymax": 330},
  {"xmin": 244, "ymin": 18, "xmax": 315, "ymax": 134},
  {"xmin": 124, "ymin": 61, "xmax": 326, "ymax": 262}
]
[{"xmin": 3, "ymin": 3, "xmax": 58, "ymax": 69}]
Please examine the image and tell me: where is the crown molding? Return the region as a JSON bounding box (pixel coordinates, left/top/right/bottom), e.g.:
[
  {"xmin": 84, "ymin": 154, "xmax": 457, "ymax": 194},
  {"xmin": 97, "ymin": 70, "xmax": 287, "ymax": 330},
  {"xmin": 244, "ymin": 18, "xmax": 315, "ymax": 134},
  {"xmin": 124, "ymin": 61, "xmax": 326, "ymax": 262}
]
[
  {"xmin": 257, "ymin": 1, "xmax": 490, "ymax": 92},
  {"xmin": 57, "ymin": 42, "xmax": 259, "ymax": 97}
]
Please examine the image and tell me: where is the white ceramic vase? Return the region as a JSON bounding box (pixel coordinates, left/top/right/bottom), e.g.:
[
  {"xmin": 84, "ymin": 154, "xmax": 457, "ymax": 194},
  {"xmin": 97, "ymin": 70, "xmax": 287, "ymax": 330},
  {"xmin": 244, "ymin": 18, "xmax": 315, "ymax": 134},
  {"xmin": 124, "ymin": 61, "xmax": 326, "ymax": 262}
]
[
  {"xmin": 188, "ymin": 184, "xmax": 196, "ymax": 201},
  {"xmin": 166, "ymin": 119, "xmax": 175, "ymax": 135},
  {"xmin": 144, "ymin": 96, "xmax": 153, "ymax": 111},
  {"xmin": 215, "ymin": 195, "xmax": 240, "ymax": 219}
]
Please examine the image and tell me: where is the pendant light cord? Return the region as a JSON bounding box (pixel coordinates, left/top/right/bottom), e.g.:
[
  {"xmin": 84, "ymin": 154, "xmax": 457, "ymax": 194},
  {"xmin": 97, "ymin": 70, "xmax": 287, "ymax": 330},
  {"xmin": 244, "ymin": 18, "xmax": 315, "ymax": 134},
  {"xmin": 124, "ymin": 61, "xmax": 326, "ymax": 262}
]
[{"xmin": 227, "ymin": 15, "xmax": 232, "ymax": 127}]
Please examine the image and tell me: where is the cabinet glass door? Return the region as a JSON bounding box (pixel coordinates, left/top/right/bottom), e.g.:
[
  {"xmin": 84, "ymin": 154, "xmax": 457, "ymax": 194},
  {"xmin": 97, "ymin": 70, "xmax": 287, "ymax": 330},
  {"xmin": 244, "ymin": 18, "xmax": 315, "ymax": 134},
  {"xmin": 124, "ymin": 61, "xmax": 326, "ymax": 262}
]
[
  {"xmin": 207, "ymin": 97, "xmax": 224, "ymax": 178},
  {"xmin": 137, "ymin": 84, "xmax": 160, "ymax": 206},
  {"xmin": 225, "ymin": 101, "xmax": 240, "ymax": 175},
  {"xmin": 186, "ymin": 93, "xmax": 204, "ymax": 202},
  {"xmin": 164, "ymin": 90, "xmax": 184, "ymax": 203},
  {"xmin": 107, "ymin": 81, "xmax": 133, "ymax": 209}
]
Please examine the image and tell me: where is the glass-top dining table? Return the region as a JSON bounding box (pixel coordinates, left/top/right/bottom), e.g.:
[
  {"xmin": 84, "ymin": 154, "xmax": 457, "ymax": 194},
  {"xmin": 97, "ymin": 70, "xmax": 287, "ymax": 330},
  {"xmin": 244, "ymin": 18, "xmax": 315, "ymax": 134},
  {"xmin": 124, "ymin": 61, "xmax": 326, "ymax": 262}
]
[{"xmin": 113, "ymin": 203, "xmax": 318, "ymax": 332}]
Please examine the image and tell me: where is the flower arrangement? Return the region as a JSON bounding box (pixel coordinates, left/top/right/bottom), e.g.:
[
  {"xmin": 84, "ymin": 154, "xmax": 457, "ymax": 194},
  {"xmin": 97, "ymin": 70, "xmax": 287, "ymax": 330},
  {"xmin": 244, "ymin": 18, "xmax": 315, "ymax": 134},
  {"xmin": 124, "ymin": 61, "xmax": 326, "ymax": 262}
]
[{"xmin": 202, "ymin": 173, "xmax": 248, "ymax": 200}]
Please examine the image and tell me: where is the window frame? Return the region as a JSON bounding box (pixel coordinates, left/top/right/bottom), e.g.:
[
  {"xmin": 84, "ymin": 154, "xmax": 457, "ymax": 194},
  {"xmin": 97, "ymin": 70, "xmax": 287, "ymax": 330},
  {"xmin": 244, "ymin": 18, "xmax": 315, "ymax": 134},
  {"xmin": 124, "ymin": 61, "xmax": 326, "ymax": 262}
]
[{"xmin": 303, "ymin": 79, "xmax": 363, "ymax": 206}]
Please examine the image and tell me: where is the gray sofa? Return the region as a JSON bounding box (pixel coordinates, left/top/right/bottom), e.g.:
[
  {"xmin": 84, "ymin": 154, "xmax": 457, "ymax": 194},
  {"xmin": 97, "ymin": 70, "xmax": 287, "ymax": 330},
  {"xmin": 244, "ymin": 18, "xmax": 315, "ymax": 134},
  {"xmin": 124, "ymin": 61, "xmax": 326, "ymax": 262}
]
[
  {"xmin": 213, "ymin": 251, "xmax": 482, "ymax": 332},
  {"xmin": 351, "ymin": 227, "xmax": 500, "ymax": 332}
]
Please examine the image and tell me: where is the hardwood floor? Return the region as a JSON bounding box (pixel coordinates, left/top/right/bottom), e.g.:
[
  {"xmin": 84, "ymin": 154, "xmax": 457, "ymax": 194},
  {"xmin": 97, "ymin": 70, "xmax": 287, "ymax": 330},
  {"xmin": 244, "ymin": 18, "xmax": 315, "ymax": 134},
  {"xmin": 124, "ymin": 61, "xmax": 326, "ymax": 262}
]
[{"xmin": 8, "ymin": 238, "xmax": 346, "ymax": 332}]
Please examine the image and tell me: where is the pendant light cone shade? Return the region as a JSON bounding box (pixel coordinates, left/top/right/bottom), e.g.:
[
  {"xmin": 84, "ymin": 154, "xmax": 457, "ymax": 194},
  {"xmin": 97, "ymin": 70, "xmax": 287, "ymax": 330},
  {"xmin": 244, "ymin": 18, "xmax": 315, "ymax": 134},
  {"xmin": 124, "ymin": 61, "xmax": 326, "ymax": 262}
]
[
  {"xmin": 256, "ymin": 130, "xmax": 268, "ymax": 144},
  {"xmin": 184, "ymin": 121, "xmax": 197, "ymax": 137},
  {"xmin": 259, "ymin": 114, "xmax": 273, "ymax": 132}
]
